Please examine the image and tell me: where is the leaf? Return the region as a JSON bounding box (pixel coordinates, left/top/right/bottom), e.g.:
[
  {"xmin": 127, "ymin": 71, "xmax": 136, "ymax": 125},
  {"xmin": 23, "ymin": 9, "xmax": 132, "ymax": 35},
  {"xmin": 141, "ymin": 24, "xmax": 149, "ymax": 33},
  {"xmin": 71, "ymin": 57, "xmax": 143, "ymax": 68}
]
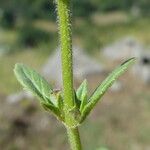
[
  {"xmin": 42, "ymin": 102, "xmax": 63, "ymax": 121},
  {"xmin": 76, "ymin": 79, "xmax": 88, "ymax": 111},
  {"xmin": 55, "ymin": 91, "xmax": 64, "ymax": 111},
  {"xmin": 81, "ymin": 58, "xmax": 136, "ymax": 121},
  {"xmin": 74, "ymin": 89, "xmax": 81, "ymax": 109},
  {"xmin": 14, "ymin": 63, "xmax": 55, "ymax": 105}
]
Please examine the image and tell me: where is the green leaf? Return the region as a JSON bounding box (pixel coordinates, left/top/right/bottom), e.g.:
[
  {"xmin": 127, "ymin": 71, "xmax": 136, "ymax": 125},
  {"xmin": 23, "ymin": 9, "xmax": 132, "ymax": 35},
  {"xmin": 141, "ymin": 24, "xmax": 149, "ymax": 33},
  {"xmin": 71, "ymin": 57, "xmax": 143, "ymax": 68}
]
[
  {"xmin": 54, "ymin": 91, "xmax": 64, "ymax": 112},
  {"xmin": 42, "ymin": 102, "xmax": 63, "ymax": 121},
  {"xmin": 81, "ymin": 58, "xmax": 136, "ymax": 121},
  {"xmin": 74, "ymin": 89, "xmax": 81, "ymax": 109},
  {"xmin": 14, "ymin": 63, "xmax": 55, "ymax": 105},
  {"xmin": 76, "ymin": 79, "xmax": 88, "ymax": 111}
]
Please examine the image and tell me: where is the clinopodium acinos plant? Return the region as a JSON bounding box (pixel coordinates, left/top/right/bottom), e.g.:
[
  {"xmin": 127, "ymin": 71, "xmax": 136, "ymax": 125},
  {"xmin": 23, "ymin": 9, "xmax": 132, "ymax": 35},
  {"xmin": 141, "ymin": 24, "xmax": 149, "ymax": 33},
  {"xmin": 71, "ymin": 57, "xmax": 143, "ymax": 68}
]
[{"xmin": 14, "ymin": 0, "xmax": 135, "ymax": 150}]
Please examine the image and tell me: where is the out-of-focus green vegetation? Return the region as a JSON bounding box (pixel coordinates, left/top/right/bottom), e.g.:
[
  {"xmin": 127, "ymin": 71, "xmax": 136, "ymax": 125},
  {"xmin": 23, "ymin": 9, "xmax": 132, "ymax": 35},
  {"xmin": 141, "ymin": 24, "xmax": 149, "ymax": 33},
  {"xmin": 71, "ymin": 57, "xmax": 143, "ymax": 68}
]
[
  {"xmin": 0, "ymin": 0, "xmax": 149, "ymax": 28},
  {"xmin": 74, "ymin": 17, "xmax": 150, "ymax": 53},
  {"xmin": 18, "ymin": 25, "xmax": 51, "ymax": 47},
  {"xmin": 92, "ymin": 0, "xmax": 149, "ymax": 14},
  {"xmin": 0, "ymin": 0, "xmax": 150, "ymax": 22},
  {"xmin": 0, "ymin": 0, "xmax": 149, "ymax": 53},
  {"xmin": 0, "ymin": 0, "xmax": 55, "ymax": 21}
]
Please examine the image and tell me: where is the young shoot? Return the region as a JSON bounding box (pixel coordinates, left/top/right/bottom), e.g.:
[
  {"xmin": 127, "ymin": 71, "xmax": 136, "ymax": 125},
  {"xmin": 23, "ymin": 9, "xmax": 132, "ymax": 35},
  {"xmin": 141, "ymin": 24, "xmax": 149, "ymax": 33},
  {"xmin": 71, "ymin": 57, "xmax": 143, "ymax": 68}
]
[{"xmin": 14, "ymin": 0, "xmax": 135, "ymax": 150}]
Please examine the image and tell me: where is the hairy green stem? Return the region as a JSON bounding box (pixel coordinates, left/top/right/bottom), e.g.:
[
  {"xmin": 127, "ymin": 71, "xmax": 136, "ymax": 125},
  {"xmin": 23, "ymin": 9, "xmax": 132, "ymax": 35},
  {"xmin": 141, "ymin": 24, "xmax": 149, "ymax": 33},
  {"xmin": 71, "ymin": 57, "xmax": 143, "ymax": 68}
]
[
  {"xmin": 67, "ymin": 128, "xmax": 82, "ymax": 150},
  {"xmin": 56, "ymin": 0, "xmax": 74, "ymax": 108},
  {"xmin": 56, "ymin": 0, "xmax": 82, "ymax": 149}
]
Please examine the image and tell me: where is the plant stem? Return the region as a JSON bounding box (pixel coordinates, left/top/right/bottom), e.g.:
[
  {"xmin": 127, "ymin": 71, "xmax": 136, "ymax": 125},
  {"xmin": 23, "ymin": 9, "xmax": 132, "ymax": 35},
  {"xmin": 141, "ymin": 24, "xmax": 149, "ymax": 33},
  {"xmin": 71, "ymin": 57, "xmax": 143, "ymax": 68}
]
[
  {"xmin": 67, "ymin": 127, "xmax": 82, "ymax": 150},
  {"xmin": 56, "ymin": 0, "xmax": 74, "ymax": 108},
  {"xmin": 56, "ymin": 0, "xmax": 82, "ymax": 150}
]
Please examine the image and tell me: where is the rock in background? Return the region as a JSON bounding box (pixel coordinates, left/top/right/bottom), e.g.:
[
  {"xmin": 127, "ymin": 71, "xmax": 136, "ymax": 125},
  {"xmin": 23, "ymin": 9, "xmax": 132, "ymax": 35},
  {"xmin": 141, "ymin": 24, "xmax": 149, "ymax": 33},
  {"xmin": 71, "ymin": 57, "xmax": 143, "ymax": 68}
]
[
  {"xmin": 102, "ymin": 36, "xmax": 150, "ymax": 85},
  {"xmin": 133, "ymin": 51, "xmax": 150, "ymax": 85},
  {"xmin": 102, "ymin": 37, "xmax": 142, "ymax": 60}
]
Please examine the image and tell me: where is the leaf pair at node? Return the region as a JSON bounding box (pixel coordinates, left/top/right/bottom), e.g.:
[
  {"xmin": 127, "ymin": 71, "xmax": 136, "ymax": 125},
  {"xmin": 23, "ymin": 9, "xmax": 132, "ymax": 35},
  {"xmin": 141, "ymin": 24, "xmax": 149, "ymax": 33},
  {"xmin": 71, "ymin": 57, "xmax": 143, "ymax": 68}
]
[{"xmin": 14, "ymin": 58, "xmax": 135, "ymax": 127}]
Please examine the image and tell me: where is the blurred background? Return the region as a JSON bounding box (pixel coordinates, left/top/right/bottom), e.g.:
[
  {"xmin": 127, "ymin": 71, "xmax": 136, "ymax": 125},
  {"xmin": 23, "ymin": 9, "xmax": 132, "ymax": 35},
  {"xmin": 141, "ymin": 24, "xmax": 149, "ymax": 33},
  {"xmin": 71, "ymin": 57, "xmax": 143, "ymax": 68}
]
[{"xmin": 0, "ymin": 0, "xmax": 150, "ymax": 150}]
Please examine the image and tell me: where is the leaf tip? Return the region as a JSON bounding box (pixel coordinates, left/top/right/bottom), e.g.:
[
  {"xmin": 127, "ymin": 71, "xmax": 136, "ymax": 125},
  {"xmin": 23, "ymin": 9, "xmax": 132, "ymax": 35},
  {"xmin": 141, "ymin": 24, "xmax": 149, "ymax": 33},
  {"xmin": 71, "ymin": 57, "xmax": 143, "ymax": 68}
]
[
  {"xmin": 83, "ymin": 79, "xmax": 87, "ymax": 84},
  {"xmin": 121, "ymin": 57, "xmax": 136, "ymax": 66},
  {"xmin": 14, "ymin": 63, "xmax": 23, "ymax": 72}
]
